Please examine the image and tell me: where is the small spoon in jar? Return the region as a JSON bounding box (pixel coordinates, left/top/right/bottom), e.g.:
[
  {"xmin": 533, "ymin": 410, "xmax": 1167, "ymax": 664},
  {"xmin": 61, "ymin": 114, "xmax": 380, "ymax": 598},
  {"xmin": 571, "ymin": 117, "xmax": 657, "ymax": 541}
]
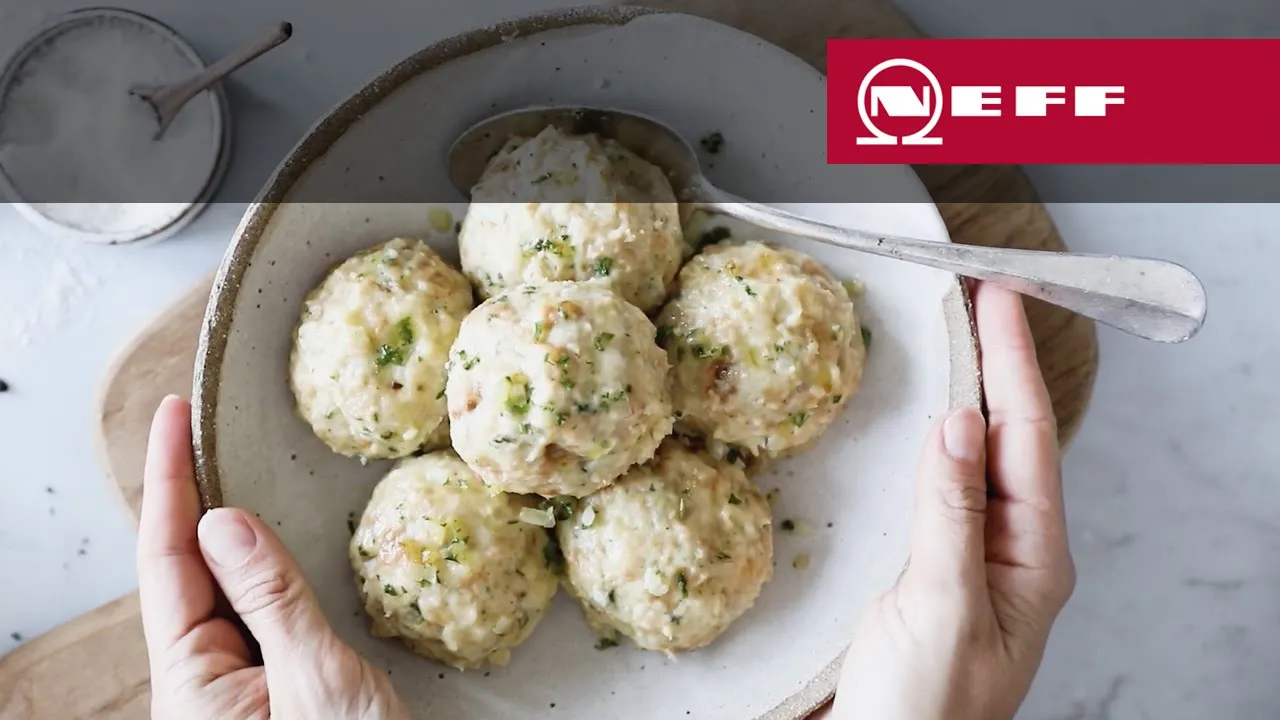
[
  {"xmin": 448, "ymin": 106, "xmax": 1207, "ymax": 344},
  {"xmin": 132, "ymin": 22, "xmax": 292, "ymax": 140}
]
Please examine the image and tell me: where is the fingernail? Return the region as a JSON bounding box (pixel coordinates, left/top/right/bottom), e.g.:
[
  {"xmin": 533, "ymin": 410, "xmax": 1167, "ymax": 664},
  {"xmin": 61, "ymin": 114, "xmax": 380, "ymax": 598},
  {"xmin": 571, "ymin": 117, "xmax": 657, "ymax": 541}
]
[
  {"xmin": 943, "ymin": 409, "xmax": 986, "ymax": 463},
  {"xmin": 199, "ymin": 509, "xmax": 258, "ymax": 568}
]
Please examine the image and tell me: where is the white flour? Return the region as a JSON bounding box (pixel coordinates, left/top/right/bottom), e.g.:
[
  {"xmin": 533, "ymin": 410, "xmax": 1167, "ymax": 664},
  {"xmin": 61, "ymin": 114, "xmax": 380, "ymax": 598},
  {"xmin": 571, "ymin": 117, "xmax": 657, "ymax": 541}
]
[
  {"xmin": 0, "ymin": 234, "xmax": 109, "ymax": 348},
  {"xmin": 0, "ymin": 17, "xmax": 219, "ymax": 239}
]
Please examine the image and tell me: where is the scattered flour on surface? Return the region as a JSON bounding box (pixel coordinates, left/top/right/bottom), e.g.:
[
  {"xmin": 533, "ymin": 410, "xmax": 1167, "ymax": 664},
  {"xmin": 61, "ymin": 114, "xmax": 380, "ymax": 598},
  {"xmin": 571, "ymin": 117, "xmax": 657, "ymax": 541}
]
[{"xmin": 0, "ymin": 237, "xmax": 110, "ymax": 347}]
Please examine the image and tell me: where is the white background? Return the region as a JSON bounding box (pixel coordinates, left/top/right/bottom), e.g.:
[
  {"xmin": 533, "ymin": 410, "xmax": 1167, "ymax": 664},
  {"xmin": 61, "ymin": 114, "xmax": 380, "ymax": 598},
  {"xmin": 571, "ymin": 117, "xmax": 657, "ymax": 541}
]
[{"xmin": 0, "ymin": 0, "xmax": 1277, "ymax": 718}]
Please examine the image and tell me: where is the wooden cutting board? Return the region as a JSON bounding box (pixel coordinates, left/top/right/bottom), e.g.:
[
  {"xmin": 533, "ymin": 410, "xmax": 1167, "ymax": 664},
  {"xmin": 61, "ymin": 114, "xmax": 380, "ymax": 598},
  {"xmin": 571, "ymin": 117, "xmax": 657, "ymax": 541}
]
[{"xmin": 0, "ymin": 2, "xmax": 1100, "ymax": 718}]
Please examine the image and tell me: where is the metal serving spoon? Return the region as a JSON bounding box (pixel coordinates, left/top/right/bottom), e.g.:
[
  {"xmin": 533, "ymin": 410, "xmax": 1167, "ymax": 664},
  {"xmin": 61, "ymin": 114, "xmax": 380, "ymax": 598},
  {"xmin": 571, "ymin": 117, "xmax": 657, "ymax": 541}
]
[
  {"xmin": 131, "ymin": 22, "xmax": 292, "ymax": 140},
  {"xmin": 448, "ymin": 106, "xmax": 1207, "ymax": 344}
]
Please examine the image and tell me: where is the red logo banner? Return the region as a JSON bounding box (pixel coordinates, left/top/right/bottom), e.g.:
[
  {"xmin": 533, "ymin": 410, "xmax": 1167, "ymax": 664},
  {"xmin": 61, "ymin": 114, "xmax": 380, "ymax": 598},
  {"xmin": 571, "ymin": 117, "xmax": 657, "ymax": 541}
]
[{"xmin": 827, "ymin": 39, "xmax": 1280, "ymax": 165}]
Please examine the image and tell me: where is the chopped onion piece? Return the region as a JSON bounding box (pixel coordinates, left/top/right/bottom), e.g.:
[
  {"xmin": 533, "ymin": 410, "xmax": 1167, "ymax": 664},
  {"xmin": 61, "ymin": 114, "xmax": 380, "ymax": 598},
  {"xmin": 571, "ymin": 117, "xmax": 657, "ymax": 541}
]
[{"xmin": 519, "ymin": 506, "xmax": 556, "ymax": 528}]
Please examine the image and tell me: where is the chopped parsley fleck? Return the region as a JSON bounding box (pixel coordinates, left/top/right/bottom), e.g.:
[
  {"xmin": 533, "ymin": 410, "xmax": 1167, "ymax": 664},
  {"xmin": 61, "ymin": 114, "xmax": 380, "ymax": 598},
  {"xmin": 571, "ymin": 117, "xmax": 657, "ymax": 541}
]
[
  {"xmin": 728, "ymin": 493, "xmax": 743, "ymax": 506},
  {"xmin": 533, "ymin": 321, "xmax": 545, "ymax": 342},
  {"xmin": 780, "ymin": 519, "xmax": 797, "ymax": 532},
  {"xmin": 595, "ymin": 637, "xmax": 620, "ymax": 650},
  {"xmin": 790, "ymin": 412, "xmax": 810, "ymax": 428},
  {"xmin": 539, "ymin": 496, "xmax": 577, "ymax": 523},
  {"xmin": 593, "ymin": 332, "xmax": 615, "ymax": 351},
  {"xmin": 375, "ymin": 317, "xmax": 417, "ymax": 369},
  {"xmin": 832, "ymin": 394, "xmax": 843, "ymax": 404},
  {"xmin": 861, "ymin": 326, "xmax": 873, "ymax": 348},
  {"xmin": 359, "ymin": 547, "xmax": 373, "ymax": 559},
  {"xmin": 493, "ymin": 436, "xmax": 516, "ymax": 444},
  {"xmin": 375, "ymin": 344, "xmax": 404, "ymax": 368},
  {"xmin": 539, "ymin": 403, "xmax": 569, "ymax": 425},
  {"xmin": 384, "ymin": 583, "xmax": 399, "ymax": 596},
  {"xmin": 530, "ymin": 233, "xmax": 572, "ymax": 257},
  {"xmin": 457, "ymin": 350, "xmax": 480, "ymax": 370},
  {"xmin": 607, "ymin": 589, "xmax": 617, "ymax": 605},
  {"xmin": 677, "ymin": 572, "xmax": 688, "ymax": 597},
  {"xmin": 716, "ymin": 552, "xmax": 732, "ymax": 561},
  {"xmin": 543, "ymin": 533, "xmax": 565, "ymax": 573},
  {"xmin": 733, "ymin": 274, "xmax": 757, "ymax": 297},
  {"xmin": 396, "ymin": 317, "xmax": 415, "ymax": 345},
  {"xmin": 684, "ymin": 329, "xmax": 725, "ymax": 360},
  {"xmin": 548, "ymin": 354, "xmax": 574, "ymax": 389},
  {"xmin": 700, "ymin": 130, "xmax": 725, "ymax": 154},
  {"xmin": 597, "ymin": 388, "xmax": 629, "ymax": 411},
  {"xmin": 593, "ymin": 256, "xmax": 614, "ymax": 277}
]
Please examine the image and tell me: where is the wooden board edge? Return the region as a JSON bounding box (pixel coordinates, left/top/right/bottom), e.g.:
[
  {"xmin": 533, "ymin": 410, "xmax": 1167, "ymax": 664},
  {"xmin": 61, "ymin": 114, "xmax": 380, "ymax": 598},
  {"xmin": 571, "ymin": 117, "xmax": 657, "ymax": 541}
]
[{"xmin": 94, "ymin": 277, "xmax": 216, "ymax": 529}]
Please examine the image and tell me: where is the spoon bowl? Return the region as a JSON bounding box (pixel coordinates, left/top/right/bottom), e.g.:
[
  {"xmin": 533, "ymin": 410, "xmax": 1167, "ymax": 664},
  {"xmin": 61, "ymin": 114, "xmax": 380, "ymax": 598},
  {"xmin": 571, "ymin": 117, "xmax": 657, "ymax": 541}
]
[{"xmin": 450, "ymin": 106, "xmax": 1208, "ymax": 344}]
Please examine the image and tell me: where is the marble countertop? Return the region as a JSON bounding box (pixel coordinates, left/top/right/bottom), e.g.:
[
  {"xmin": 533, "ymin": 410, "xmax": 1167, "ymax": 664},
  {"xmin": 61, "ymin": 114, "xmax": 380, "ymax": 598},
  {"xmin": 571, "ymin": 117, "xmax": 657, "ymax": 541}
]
[{"xmin": 0, "ymin": 1, "xmax": 1275, "ymax": 718}]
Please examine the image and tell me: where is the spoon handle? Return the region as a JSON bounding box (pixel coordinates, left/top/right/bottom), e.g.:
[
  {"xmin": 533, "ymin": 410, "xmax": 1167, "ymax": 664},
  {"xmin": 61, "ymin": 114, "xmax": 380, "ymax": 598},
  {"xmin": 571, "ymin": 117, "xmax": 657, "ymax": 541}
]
[
  {"xmin": 700, "ymin": 192, "xmax": 1207, "ymax": 344},
  {"xmin": 151, "ymin": 22, "xmax": 293, "ymax": 128}
]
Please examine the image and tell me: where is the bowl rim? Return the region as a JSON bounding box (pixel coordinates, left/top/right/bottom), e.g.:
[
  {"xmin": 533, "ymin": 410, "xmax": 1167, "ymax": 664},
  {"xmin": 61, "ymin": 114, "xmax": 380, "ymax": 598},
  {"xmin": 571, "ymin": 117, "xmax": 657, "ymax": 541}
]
[{"xmin": 192, "ymin": 5, "xmax": 981, "ymax": 719}]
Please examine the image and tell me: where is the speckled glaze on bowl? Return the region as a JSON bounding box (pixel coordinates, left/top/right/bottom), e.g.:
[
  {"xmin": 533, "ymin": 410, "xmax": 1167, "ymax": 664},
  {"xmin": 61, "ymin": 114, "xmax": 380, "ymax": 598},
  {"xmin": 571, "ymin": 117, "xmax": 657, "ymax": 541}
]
[{"xmin": 192, "ymin": 6, "xmax": 979, "ymax": 720}]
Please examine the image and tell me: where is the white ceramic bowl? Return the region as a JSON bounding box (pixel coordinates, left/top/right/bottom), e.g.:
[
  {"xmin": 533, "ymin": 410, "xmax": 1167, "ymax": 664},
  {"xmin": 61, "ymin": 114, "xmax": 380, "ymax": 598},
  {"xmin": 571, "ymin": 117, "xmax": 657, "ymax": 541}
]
[
  {"xmin": 0, "ymin": 7, "xmax": 231, "ymax": 245},
  {"xmin": 194, "ymin": 7, "xmax": 979, "ymax": 719}
]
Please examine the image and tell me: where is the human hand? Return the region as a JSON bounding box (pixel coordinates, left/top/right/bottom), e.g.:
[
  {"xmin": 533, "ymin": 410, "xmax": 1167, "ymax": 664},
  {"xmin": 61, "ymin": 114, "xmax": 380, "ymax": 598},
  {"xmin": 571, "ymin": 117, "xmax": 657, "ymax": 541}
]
[
  {"xmin": 137, "ymin": 395, "xmax": 409, "ymax": 720},
  {"xmin": 832, "ymin": 284, "xmax": 1076, "ymax": 720}
]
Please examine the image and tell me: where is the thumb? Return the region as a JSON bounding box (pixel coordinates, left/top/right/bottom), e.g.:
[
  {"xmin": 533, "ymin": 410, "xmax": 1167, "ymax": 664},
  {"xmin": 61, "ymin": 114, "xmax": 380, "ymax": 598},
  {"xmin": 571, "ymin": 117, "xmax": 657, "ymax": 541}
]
[
  {"xmin": 903, "ymin": 407, "xmax": 989, "ymax": 588},
  {"xmin": 197, "ymin": 508, "xmax": 334, "ymax": 658}
]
